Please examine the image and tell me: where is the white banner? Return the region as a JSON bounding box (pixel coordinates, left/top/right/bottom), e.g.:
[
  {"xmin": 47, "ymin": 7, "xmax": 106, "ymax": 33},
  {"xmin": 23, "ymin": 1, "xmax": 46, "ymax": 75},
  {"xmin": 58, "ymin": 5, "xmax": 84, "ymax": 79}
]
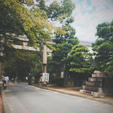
[{"xmin": 42, "ymin": 73, "xmax": 49, "ymax": 83}]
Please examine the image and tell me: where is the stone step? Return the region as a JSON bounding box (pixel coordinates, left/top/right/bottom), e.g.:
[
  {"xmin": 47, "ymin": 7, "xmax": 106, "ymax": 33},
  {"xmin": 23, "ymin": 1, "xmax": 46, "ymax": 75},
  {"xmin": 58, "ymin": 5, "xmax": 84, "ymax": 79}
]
[
  {"xmin": 88, "ymin": 77, "xmax": 96, "ymax": 81},
  {"xmin": 92, "ymin": 73, "xmax": 104, "ymax": 78},
  {"xmin": 91, "ymin": 92, "xmax": 101, "ymax": 97},
  {"xmin": 88, "ymin": 77, "xmax": 103, "ymax": 82},
  {"xmin": 80, "ymin": 89, "xmax": 91, "ymax": 93},
  {"xmin": 85, "ymin": 81, "xmax": 101, "ymax": 87},
  {"xmin": 82, "ymin": 85, "xmax": 98, "ymax": 92}
]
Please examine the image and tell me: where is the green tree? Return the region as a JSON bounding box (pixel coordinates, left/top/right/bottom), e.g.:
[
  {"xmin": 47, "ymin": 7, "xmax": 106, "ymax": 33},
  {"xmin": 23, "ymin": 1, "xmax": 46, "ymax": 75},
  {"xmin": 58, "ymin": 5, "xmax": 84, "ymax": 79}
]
[
  {"xmin": 47, "ymin": 0, "xmax": 79, "ymax": 76},
  {"xmin": 0, "ymin": 0, "xmax": 65, "ymax": 78},
  {"xmin": 67, "ymin": 44, "xmax": 92, "ymax": 73},
  {"xmin": 37, "ymin": 0, "xmax": 47, "ymax": 11},
  {"xmin": 92, "ymin": 20, "xmax": 113, "ymax": 72},
  {"xmin": 2, "ymin": 49, "xmax": 41, "ymax": 81},
  {"xmin": 36, "ymin": 0, "xmax": 74, "ymax": 21},
  {"xmin": 0, "ymin": 0, "xmax": 66, "ymax": 52},
  {"xmin": 49, "ymin": 18, "xmax": 79, "ymax": 74}
]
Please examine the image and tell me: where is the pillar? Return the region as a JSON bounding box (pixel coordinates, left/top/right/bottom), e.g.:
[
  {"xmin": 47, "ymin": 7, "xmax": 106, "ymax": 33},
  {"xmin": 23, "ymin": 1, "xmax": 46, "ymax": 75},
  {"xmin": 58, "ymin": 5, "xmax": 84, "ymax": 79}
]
[{"xmin": 42, "ymin": 45, "xmax": 47, "ymax": 73}]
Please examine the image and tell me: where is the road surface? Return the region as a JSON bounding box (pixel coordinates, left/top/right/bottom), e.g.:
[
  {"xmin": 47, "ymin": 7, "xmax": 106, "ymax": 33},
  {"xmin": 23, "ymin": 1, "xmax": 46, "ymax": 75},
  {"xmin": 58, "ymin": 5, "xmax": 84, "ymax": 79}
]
[{"xmin": 2, "ymin": 83, "xmax": 113, "ymax": 113}]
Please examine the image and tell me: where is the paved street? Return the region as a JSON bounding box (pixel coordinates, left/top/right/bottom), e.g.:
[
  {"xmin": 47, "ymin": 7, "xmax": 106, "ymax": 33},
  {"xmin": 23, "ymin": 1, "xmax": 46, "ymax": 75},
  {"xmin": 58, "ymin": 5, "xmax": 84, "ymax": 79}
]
[{"xmin": 2, "ymin": 83, "xmax": 113, "ymax": 113}]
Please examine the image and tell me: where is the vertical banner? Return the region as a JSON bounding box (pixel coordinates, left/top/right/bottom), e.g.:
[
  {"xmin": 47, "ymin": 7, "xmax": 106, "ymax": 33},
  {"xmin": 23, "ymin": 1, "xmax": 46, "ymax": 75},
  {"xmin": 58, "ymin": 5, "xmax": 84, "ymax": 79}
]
[{"xmin": 42, "ymin": 73, "xmax": 49, "ymax": 83}]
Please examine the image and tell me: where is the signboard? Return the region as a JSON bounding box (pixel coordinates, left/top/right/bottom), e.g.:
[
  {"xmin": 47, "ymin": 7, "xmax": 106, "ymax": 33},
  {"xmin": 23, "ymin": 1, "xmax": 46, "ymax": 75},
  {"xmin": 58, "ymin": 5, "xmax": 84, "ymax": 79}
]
[{"xmin": 41, "ymin": 73, "xmax": 49, "ymax": 83}]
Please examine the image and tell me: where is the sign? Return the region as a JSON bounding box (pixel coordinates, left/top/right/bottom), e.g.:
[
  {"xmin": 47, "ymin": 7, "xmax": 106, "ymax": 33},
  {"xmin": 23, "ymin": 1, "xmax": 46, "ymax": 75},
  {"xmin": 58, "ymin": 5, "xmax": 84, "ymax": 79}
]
[{"xmin": 42, "ymin": 73, "xmax": 49, "ymax": 83}]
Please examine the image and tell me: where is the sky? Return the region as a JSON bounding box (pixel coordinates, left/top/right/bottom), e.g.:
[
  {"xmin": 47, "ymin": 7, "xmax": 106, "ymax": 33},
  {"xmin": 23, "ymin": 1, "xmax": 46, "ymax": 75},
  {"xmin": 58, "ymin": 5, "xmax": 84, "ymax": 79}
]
[
  {"xmin": 46, "ymin": 0, "xmax": 113, "ymax": 43},
  {"xmin": 71, "ymin": 0, "xmax": 113, "ymax": 43}
]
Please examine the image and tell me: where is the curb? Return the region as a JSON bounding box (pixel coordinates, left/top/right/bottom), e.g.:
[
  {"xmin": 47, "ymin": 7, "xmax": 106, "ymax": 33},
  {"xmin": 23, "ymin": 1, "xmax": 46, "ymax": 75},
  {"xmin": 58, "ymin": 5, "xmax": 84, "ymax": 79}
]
[{"xmin": 37, "ymin": 86, "xmax": 113, "ymax": 105}]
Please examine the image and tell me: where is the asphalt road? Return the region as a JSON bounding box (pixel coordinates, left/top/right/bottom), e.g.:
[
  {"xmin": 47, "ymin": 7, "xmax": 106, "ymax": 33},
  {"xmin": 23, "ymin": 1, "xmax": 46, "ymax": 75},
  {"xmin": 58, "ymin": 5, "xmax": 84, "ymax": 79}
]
[{"xmin": 2, "ymin": 83, "xmax": 113, "ymax": 113}]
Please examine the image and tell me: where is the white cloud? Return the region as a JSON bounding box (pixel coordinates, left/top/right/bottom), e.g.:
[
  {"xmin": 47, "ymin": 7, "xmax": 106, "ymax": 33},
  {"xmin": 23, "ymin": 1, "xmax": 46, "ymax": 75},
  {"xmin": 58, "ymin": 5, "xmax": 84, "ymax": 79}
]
[
  {"xmin": 71, "ymin": 0, "xmax": 113, "ymax": 43},
  {"xmin": 45, "ymin": 0, "xmax": 113, "ymax": 43}
]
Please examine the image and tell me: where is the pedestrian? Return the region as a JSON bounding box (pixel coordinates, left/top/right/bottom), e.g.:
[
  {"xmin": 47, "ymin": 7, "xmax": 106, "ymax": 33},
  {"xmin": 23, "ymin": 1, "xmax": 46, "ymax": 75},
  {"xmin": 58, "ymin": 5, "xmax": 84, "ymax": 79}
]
[
  {"xmin": 25, "ymin": 76, "xmax": 28, "ymax": 81},
  {"xmin": 5, "ymin": 76, "xmax": 9, "ymax": 85},
  {"xmin": 2, "ymin": 75, "xmax": 7, "ymax": 89}
]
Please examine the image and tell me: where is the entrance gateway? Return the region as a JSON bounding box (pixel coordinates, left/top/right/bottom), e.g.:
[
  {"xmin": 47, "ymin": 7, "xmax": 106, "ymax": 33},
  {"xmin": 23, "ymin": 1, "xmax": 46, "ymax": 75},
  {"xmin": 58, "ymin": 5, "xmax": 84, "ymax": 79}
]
[{"xmin": 0, "ymin": 33, "xmax": 54, "ymax": 83}]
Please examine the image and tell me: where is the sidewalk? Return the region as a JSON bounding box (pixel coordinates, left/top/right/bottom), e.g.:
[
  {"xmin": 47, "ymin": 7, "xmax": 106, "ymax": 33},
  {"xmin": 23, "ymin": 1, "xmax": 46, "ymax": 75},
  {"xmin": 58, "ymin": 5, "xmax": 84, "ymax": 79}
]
[{"xmin": 38, "ymin": 86, "xmax": 113, "ymax": 105}]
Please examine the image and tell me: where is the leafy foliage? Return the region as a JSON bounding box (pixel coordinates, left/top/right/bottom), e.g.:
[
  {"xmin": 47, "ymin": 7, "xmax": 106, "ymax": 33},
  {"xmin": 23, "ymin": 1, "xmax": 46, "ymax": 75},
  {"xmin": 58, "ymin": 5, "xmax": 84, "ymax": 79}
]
[
  {"xmin": 47, "ymin": 0, "xmax": 92, "ymax": 77},
  {"xmin": 67, "ymin": 44, "xmax": 92, "ymax": 73},
  {"xmin": 92, "ymin": 20, "xmax": 113, "ymax": 72},
  {"xmin": 49, "ymin": 20, "xmax": 79, "ymax": 74},
  {"xmin": 0, "ymin": 0, "xmax": 58, "ymax": 46},
  {"xmin": 2, "ymin": 49, "xmax": 42, "ymax": 80},
  {"xmin": 36, "ymin": 0, "xmax": 75, "ymax": 21},
  {"xmin": 0, "ymin": 0, "xmax": 66, "ymax": 79}
]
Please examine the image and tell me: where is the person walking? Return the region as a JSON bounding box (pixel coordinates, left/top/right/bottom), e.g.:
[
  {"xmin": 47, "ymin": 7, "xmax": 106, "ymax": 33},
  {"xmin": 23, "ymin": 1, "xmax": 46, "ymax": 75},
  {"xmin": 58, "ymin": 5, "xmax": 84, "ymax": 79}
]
[{"xmin": 2, "ymin": 75, "xmax": 9, "ymax": 89}]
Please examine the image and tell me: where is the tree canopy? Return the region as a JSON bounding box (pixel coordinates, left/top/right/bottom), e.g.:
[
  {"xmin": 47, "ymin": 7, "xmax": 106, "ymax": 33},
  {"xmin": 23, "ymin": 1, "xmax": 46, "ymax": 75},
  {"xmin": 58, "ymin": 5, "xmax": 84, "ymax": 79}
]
[
  {"xmin": 67, "ymin": 44, "xmax": 92, "ymax": 73},
  {"xmin": 0, "ymin": 0, "xmax": 61, "ymax": 46},
  {"xmin": 92, "ymin": 20, "xmax": 113, "ymax": 72},
  {"xmin": 46, "ymin": 0, "xmax": 75, "ymax": 21},
  {"xmin": 47, "ymin": 0, "xmax": 92, "ymax": 77},
  {"xmin": 2, "ymin": 48, "xmax": 42, "ymax": 80},
  {"xmin": 0, "ymin": 0, "xmax": 94, "ymax": 84}
]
